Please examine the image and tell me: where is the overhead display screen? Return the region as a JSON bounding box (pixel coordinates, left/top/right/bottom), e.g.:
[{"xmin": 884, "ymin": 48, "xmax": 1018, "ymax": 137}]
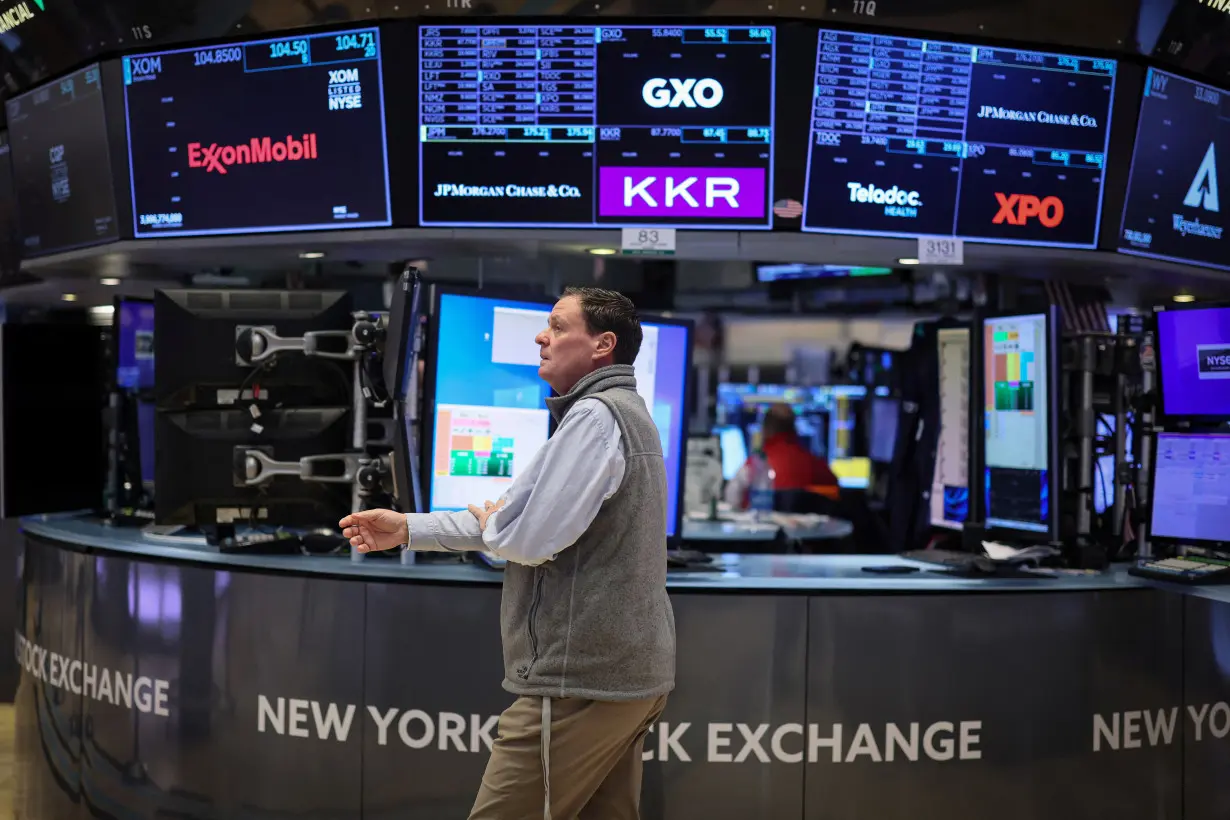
[
  {"xmin": 5, "ymin": 64, "xmax": 119, "ymax": 256},
  {"xmin": 802, "ymin": 31, "xmax": 1117, "ymax": 248},
  {"xmin": 1119, "ymin": 68, "xmax": 1230, "ymax": 269},
  {"xmin": 419, "ymin": 25, "xmax": 775, "ymax": 228},
  {"xmin": 123, "ymin": 28, "xmax": 392, "ymax": 238}
]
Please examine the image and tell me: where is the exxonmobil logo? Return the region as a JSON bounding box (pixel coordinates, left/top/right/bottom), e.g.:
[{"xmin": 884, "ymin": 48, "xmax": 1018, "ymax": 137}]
[
  {"xmin": 992, "ymin": 193, "xmax": 1064, "ymax": 228},
  {"xmin": 187, "ymin": 134, "xmax": 319, "ymax": 175}
]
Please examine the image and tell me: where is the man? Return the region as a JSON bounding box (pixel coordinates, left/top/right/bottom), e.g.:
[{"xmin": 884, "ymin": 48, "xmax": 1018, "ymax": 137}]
[
  {"xmin": 340, "ymin": 287, "xmax": 675, "ymax": 820},
  {"xmin": 724, "ymin": 402, "xmax": 839, "ymax": 508}
]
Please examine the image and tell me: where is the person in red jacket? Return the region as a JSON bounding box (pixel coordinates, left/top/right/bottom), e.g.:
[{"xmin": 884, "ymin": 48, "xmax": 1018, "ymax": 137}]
[{"xmin": 724, "ymin": 402, "xmax": 840, "ymax": 508}]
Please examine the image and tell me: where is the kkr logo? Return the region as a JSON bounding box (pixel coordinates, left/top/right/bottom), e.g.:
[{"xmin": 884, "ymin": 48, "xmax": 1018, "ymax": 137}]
[
  {"xmin": 187, "ymin": 134, "xmax": 319, "ymax": 174},
  {"xmin": 597, "ymin": 166, "xmax": 766, "ymax": 219},
  {"xmin": 1197, "ymin": 344, "xmax": 1230, "ymax": 379},
  {"xmin": 993, "ymin": 193, "xmax": 1064, "ymax": 227},
  {"xmin": 642, "ymin": 78, "xmax": 724, "ymax": 109},
  {"xmin": 1184, "ymin": 143, "xmax": 1220, "ymax": 213}
]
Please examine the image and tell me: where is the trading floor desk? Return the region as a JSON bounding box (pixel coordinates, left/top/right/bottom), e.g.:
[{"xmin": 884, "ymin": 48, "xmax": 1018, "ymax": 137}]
[{"xmin": 11, "ymin": 515, "xmax": 1230, "ymax": 820}]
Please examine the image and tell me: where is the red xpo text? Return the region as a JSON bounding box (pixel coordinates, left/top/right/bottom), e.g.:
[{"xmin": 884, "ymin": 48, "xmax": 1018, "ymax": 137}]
[
  {"xmin": 993, "ymin": 193, "xmax": 1064, "ymax": 227},
  {"xmin": 187, "ymin": 134, "xmax": 319, "ymax": 175}
]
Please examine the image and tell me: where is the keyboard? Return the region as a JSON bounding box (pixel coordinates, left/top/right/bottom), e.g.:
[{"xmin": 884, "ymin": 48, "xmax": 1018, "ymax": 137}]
[
  {"xmin": 900, "ymin": 549, "xmax": 982, "ymax": 569},
  {"xmin": 1129, "ymin": 557, "xmax": 1230, "ymax": 584}
]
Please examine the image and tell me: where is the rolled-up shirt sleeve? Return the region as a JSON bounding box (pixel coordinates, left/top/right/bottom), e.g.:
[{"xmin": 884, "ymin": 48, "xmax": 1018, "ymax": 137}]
[
  {"xmin": 483, "ymin": 400, "xmax": 625, "ymax": 565},
  {"xmin": 402, "ymin": 399, "xmax": 625, "ymax": 565}
]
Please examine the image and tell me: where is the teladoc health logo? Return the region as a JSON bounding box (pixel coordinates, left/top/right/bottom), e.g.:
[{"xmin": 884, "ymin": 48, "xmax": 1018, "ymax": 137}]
[{"xmin": 597, "ymin": 167, "xmax": 765, "ymax": 219}]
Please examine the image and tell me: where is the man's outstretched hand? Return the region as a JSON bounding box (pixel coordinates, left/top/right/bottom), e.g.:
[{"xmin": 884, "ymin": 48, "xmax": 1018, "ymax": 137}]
[{"xmin": 339, "ymin": 509, "xmax": 408, "ymax": 553}]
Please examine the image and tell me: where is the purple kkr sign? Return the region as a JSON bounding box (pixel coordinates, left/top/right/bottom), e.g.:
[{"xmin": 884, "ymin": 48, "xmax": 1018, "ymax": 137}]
[{"xmin": 597, "ymin": 167, "xmax": 767, "ymax": 220}]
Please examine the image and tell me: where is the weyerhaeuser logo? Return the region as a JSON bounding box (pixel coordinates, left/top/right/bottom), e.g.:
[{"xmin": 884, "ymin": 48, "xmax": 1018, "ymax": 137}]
[
  {"xmin": 1184, "ymin": 143, "xmax": 1220, "ymax": 213},
  {"xmin": 975, "ymin": 106, "xmax": 1099, "ymax": 128},
  {"xmin": 1197, "ymin": 344, "xmax": 1230, "ymax": 379},
  {"xmin": 846, "ymin": 182, "xmax": 922, "ymax": 218},
  {"xmin": 187, "ymin": 134, "xmax": 319, "ymax": 174},
  {"xmin": 642, "ymin": 78, "xmax": 724, "ymax": 109}
]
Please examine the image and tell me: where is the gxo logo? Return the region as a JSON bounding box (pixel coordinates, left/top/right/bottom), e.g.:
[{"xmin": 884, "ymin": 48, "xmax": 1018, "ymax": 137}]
[{"xmin": 642, "ymin": 78, "xmax": 724, "ymax": 109}]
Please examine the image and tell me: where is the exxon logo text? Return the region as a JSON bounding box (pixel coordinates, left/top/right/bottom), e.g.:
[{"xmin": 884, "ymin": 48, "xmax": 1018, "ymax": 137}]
[
  {"xmin": 129, "ymin": 56, "xmax": 163, "ymax": 76},
  {"xmin": 187, "ymin": 134, "xmax": 319, "ymax": 175}
]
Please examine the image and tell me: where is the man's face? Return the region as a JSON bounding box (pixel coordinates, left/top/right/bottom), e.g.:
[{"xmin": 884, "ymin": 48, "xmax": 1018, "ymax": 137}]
[{"xmin": 535, "ymin": 295, "xmax": 611, "ymax": 395}]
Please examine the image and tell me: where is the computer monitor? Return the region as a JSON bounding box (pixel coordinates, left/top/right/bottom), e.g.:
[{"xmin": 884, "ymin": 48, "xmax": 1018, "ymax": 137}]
[
  {"xmin": 868, "ymin": 397, "xmax": 899, "ymax": 464},
  {"xmin": 931, "ymin": 327, "xmax": 970, "ymax": 530},
  {"xmin": 1094, "ymin": 413, "xmax": 1132, "ymax": 516},
  {"xmin": 1151, "ymin": 432, "xmax": 1230, "ymax": 550},
  {"xmin": 421, "ymin": 290, "xmax": 555, "ymax": 516},
  {"xmin": 387, "ymin": 269, "xmax": 426, "ymax": 513},
  {"xmin": 115, "ymin": 297, "xmax": 154, "ymax": 391},
  {"xmin": 1155, "ymin": 303, "xmax": 1230, "ymax": 422},
  {"xmin": 154, "ymin": 406, "xmax": 352, "ymax": 527},
  {"xmin": 154, "ymin": 289, "xmax": 354, "ymax": 411},
  {"xmin": 716, "ymin": 425, "xmax": 748, "ymax": 481},
  {"xmin": 715, "ymin": 383, "xmax": 865, "ymax": 459},
  {"xmin": 830, "ymin": 457, "xmax": 871, "ymax": 490},
  {"xmin": 421, "ymin": 289, "xmax": 692, "ymax": 540},
  {"xmin": 637, "ymin": 316, "xmax": 693, "ymax": 540},
  {"xmin": 981, "ymin": 308, "xmax": 1060, "ymax": 539}
]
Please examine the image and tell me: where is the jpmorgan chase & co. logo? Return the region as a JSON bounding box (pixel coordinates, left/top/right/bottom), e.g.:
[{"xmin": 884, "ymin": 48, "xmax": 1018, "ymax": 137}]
[
  {"xmin": 642, "ymin": 78, "xmax": 724, "ymax": 109},
  {"xmin": 1197, "ymin": 344, "xmax": 1230, "ymax": 379}
]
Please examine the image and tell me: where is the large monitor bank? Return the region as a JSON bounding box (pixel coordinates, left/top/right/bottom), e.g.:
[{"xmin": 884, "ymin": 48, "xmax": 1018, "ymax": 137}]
[{"xmin": 12, "ymin": 14, "xmax": 1230, "ymax": 820}]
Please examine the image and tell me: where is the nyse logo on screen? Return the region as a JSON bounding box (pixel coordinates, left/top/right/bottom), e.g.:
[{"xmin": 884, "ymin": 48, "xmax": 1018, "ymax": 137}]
[
  {"xmin": 642, "ymin": 78, "xmax": 724, "ymax": 109},
  {"xmin": 992, "ymin": 193, "xmax": 1064, "ymax": 228},
  {"xmin": 847, "ymin": 182, "xmax": 922, "ymax": 218},
  {"xmin": 187, "ymin": 134, "xmax": 319, "ymax": 175},
  {"xmin": 1197, "ymin": 345, "xmax": 1230, "ymax": 379},
  {"xmin": 327, "ymin": 67, "xmax": 363, "ymax": 110},
  {"xmin": 1184, "ymin": 143, "xmax": 1220, "ymax": 212}
]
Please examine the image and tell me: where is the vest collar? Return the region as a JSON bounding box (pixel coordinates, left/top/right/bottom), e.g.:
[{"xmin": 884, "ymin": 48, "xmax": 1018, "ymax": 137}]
[{"xmin": 545, "ymin": 364, "xmax": 637, "ymax": 423}]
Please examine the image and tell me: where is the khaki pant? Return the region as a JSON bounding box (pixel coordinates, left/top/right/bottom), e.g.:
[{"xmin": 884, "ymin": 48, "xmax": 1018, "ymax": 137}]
[{"xmin": 468, "ymin": 694, "xmax": 668, "ymax": 820}]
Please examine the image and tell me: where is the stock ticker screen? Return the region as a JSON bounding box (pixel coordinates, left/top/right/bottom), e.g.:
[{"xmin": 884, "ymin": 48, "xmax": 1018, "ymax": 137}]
[
  {"xmin": 419, "ymin": 25, "xmax": 775, "ymax": 228},
  {"xmin": 802, "ymin": 31, "xmax": 1117, "ymax": 248},
  {"xmin": 1119, "ymin": 69, "xmax": 1230, "ymax": 270},
  {"xmin": 123, "ymin": 28, "xmax": 392, "ymax": 237},
  {"xmin": 5, "ymin": 64, "xmax": 119, "ymax": 256}
]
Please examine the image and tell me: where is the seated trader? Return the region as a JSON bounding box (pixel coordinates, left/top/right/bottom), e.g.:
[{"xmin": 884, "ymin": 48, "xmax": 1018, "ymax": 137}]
[
  {"xmin": 724, "ymin": 402, "xmax": 839, "ymax": 509},
  {"xmin": 339, "ymin": 287, "xmax": 674, "ymax": 820}
]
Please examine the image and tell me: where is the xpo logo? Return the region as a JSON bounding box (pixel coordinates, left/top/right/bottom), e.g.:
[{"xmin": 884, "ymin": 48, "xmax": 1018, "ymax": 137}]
[
  {"xmin": 993, "ymin": 193, "xmax": 1064, "ymax": 228},
  {"xmin": 642, "ymin": 78, "xmax": 724, "ymax": 109}
]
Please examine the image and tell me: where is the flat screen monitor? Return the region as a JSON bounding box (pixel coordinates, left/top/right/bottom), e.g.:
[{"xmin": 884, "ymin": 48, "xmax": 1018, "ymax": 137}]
[
  {"xmin": 830, "ymin": 456, "xmax": 871, "ymax": 490},
  {"xmin": 982, "ymin": 310, "xmax": 1059, "ymax": 537},
  {"xmin": 931, "ymin": 327, "xmax": 970, "ymax": 529},
  {"xmin": 1119, "ymin": 68, "xmax": 1230, "ymax": 270},
  {"xmin": 137, "ymin": 400, "xmax": 156, "ymax": 487},
  {"xmin": 1151, "ymin": 432, "xmax": 1230, "ymax": 549},
  {"xmin": 5, "ymin": 64, "xmax": 119, "ymax": 256},
  {"xmin": 123, "ymin": 28, "xmax": 392, "ymax": 237},
  {"xmin": 638, "ymin": 317, "xmax": 693, "ymax": 539},
  {"xmin": 425, "ymin": 292, "xmax": 555, "ymax": 514},
  {"xmin": 869, "ymin": 397, "xmax": 899, "ymax": 464},
  {"xmin": 1156, "ymin": 304, "xmax": 1230, "ymax": 420},
  {"xmin": 716, "ymin": 425, "xmax": 748, "ymax": 480},
  {"xmin": 716, "ymin": 382, "xmax": 865, "ymax": 458},
  {"xmin": 419, "ymin": 25, "xmax": 775, "ymax": 229},
  {"xmin": 803, "ymin": 31, "xmax": 1117, "ymax": 248},
  {"xmin": 757, "ymin": 263, "xmax": 893, "ymax": 282},
  {"xmin": 115, "ymin": 297, "xmax": 155, "ymax": 390},
  {"xmin": 1094, "ymin": 412, "xmax": 1131, "ymax": 516}
]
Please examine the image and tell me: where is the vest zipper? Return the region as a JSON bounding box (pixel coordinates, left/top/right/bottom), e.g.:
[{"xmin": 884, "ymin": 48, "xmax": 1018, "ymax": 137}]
[{"xmin": 518, "ymin": 569, "xmax": 545, "ymax": 680}]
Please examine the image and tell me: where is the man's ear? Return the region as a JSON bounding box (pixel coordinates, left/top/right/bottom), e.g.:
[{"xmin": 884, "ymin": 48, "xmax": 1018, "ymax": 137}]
[{"xmin": 595, "ymin": 331, "xmax": 617, "ymax": 359}]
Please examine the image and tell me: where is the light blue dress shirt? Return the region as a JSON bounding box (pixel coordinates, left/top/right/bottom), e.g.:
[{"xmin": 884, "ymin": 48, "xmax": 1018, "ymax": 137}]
[{"xmin": 404, "ymin": 399, "xmax": 626, "ymax": 566}]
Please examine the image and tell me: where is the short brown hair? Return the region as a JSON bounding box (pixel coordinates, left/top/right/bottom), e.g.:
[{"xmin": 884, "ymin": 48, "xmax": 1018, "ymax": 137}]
[{"xmin": 563, "ymin": 287, "xmax": 643, "ymax": 366}]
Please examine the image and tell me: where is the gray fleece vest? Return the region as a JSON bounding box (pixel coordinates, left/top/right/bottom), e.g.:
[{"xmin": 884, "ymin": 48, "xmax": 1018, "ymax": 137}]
[{"xmin": 500, "ymin": 364, "xmax": 677, "ymax": 701}]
